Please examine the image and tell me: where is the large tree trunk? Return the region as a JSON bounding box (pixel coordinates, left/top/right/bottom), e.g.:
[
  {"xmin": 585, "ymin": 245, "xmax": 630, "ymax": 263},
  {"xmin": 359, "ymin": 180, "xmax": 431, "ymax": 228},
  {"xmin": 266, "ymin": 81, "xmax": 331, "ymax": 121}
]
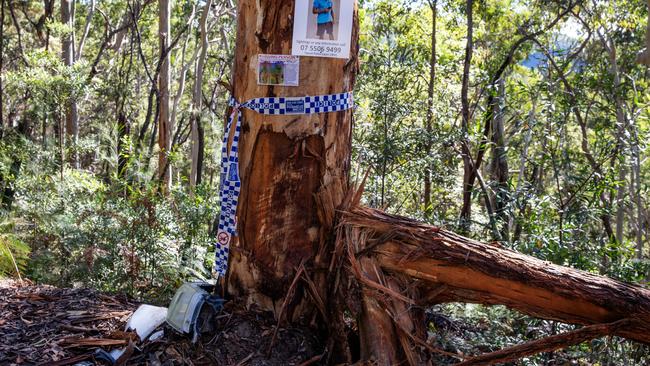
[
  {"xmin": 224, "ymin": 2, "xmax": 650, "ymax": 365},
  {"xmin": 226, "ymin": 0, "xmax": 358, "ymax": 317}
]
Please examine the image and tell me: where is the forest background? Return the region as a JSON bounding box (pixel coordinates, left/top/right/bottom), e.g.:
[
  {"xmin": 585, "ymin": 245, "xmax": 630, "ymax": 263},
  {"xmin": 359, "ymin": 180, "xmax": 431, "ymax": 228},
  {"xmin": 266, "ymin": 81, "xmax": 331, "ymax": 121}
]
[{"xmin": 0, "ymin": 0, "xmax": 649, "ymax": 363}]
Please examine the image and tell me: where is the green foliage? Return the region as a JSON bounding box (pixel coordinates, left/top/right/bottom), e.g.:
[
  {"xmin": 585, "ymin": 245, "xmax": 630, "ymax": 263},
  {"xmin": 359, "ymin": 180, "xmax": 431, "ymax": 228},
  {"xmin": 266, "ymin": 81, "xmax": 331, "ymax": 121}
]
[
  {"xmin": 0, "ymin": 219, "xmax": 30, "ymax": 279},
  {"xmin": 355, "ymin": 0, "xmax": 459, "ymax": 217},
  {"xmin": 7, "ymin": 140, "xmax": 218, "ymax": 302},
  {"xmin": 431, "ymin": 304, "xmax": 650, "ymax": 365}
]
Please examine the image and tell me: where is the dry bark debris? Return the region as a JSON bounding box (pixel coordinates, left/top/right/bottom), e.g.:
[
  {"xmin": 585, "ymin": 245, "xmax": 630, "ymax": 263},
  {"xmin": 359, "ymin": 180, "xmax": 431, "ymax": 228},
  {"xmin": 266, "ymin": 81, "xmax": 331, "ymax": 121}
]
[
  {"xmin": 0, "ymin": 280, "xmax": 322, "ymax": 366},
  {"xmin": 0, "ymin": 279, "xmax": 137, "ymax": 365}
]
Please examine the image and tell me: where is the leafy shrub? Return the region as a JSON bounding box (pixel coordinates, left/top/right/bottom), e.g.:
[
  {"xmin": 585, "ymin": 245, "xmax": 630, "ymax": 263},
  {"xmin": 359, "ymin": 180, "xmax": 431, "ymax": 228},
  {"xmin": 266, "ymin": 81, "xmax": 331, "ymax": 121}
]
[
  {"xmin": 0, "ymin": 219, "xmax": 31, "ymax": 279},
  {"xmin": 7, "ymin": 142, "xmax": 219, "ymax": 302}
]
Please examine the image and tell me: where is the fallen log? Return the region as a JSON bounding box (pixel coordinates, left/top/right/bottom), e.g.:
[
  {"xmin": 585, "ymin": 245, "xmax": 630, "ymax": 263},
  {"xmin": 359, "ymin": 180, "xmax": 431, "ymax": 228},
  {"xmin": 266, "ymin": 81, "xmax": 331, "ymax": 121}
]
[{"xmin": 339, "ymin": 205, "xmax": 650, "ymax": 362}]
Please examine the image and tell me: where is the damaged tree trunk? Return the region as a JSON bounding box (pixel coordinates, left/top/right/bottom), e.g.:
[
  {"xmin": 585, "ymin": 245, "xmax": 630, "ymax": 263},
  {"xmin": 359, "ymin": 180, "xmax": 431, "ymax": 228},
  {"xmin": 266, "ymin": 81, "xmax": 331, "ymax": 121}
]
[
  {"xmin": 225, "ymin": 1, "xmax": 650, "ymax": 365},
  {"xmin": 226, "ymin": 0, "xmax": 358, "ymax": 318},
  {"xmin": 343, "ymin": 207, "xmax": 650, "ymax": 345}
]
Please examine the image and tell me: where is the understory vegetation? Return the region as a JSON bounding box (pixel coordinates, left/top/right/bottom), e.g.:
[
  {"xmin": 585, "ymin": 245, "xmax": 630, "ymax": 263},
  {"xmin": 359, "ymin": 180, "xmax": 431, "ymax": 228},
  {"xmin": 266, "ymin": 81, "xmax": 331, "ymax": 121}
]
[{"xmin": 0, "ymin": 0, "xmax": 649, "ymax": 363}]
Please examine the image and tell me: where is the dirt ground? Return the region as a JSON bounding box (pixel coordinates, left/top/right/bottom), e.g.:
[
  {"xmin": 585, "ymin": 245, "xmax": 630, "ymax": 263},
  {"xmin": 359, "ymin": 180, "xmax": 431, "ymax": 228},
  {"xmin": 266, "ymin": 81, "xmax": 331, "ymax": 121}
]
[{"xmin": 0, "ymin": 280, "xmax": 323, "ymax": 366}]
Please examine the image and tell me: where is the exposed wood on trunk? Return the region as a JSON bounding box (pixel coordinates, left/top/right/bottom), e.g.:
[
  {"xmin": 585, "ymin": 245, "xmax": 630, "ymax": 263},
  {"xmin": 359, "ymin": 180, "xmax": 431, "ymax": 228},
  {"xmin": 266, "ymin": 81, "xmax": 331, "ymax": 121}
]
[
  {"xmin": 226, "ymin": 0, "xmax": 359, "ymax": 318},
  {"xmin": 223, "ymin": 2, "xmax": 650, "ymax": 365}
]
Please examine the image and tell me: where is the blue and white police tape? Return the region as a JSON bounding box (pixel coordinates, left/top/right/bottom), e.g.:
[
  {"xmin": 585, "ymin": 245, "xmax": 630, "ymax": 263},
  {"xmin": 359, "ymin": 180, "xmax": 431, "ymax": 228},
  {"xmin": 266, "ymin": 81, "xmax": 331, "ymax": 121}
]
[{"xmin": 214, "ymin": 92, "xmax": 354, "ymax": 276}]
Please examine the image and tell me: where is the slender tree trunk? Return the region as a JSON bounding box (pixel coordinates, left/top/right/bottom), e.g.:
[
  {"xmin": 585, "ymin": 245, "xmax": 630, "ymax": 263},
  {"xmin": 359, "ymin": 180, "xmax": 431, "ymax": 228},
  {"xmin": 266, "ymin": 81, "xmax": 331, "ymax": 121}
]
[
  {"xmin": 535, "ymin": 39, "xmax": 616, "ymax": 242},
  {"xmin": 190, "ymin": 0, "xmax": 212, "ymax": 190},
  {"xmin": 61, "ymin": 0, "xmax": 79, "ymax": 168},
  {"xmin": 117, "ymin": 111, "xmax": 130, "ymax": 178},
  {"xmin": 0, "ymin": 0, "xmax": 4, "ymax": 137},
  {"xmin": 601, "ymin": 34, "xmax": 628, "ymax": 245},
  {"xmin": 490, "ymin": 78, "xmax": 509, "ymax": 241},
  {"xmin": 76, "ymin": 0, "xmax": 95, "ymax": 61},
  {"xmin": 112, "ymin": 11, "xmax": 131, "ymax": 54},
  {"xmin": 512, "ymin": 102, "xmax": 535, "ymax": 243},
  {"xmin": 423, "ymin": 0, "xmax": 437, "ymax": 216},
  {"xmin": 459, "ymin": 0, "xmax": 474, "ymax": 231},
  {"xmin": 158, "ymin": 0, "xmax": 172, "ymax": 193},
  {"xmin": 629, "ymin": 120, "xmax": 644, "ymax": 259}
]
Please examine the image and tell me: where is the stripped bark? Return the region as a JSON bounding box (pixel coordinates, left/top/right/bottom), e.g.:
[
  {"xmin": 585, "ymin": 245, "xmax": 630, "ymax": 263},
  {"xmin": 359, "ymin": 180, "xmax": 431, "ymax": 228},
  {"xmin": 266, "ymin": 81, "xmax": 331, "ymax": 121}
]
[{"xmin": 226, "ymin": 0, "xmax": 359, "ymax": 317}]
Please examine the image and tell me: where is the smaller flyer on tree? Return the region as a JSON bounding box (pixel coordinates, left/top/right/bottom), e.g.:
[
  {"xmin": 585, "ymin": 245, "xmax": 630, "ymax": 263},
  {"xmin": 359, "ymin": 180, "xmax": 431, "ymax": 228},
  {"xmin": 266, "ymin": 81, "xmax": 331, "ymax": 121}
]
[
  {"xmin": 292, "ymin": 0, "xmax": 354, "ymax": 59},
  {"xmin": 257, "ymin": 55, "xmax": 300, "ymax": 86}
]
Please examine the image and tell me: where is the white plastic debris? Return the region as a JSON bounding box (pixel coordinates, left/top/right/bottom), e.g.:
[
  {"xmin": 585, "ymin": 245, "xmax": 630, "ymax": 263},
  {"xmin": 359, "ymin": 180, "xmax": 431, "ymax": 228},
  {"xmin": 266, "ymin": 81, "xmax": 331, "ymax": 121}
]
[
  {"xmin": 126, "ymin": 305, "xmax": 168, "ymax": 341},
  {"xmin": 148, "ymin": 330, "xmax": 165, "ymax": 341}
]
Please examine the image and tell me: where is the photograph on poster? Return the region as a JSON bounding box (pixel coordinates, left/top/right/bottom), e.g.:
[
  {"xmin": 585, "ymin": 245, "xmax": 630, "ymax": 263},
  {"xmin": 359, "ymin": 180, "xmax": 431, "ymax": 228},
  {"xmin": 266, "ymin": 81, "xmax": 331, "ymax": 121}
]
[
  {"xmin": 292, "ymin": 0, "xmax": 353, "ymax": 59},
  {"xmin": 308, "ymin": 0, "xmax": 340, "ymax": 41},
  {"xmin": 257, "ymin": 55, "xmax": 300, "ymax": 87}
]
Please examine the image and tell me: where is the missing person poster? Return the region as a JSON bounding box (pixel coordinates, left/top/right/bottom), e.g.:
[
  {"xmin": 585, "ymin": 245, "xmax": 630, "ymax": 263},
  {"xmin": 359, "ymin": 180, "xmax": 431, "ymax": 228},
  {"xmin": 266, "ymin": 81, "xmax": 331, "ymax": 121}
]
[
  {"xmin": 291, "ymin": 0, "xmax": 354, "ymax": 59},
  {"xmin": 257, "ymin": 55, "xmax": 300, "ymax": 86}
]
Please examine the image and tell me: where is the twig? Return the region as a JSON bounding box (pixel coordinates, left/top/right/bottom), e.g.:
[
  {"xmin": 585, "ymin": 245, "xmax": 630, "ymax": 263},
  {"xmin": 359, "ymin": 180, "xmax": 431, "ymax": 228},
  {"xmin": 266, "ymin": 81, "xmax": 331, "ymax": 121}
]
[
  {"xmin": 234, "ymin": 352, "xmax": 254, "ymax": 366},
  {"xmin": 298, "ymin": 354, "xmax": 323, "ymax": 366},
  {"xmin": 455, "ymin": 319, "xmax": 633, "ymax": 366},
  {"xmin": 266, "ymin": 262, "xmax": 306, "ymax": 356}
]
